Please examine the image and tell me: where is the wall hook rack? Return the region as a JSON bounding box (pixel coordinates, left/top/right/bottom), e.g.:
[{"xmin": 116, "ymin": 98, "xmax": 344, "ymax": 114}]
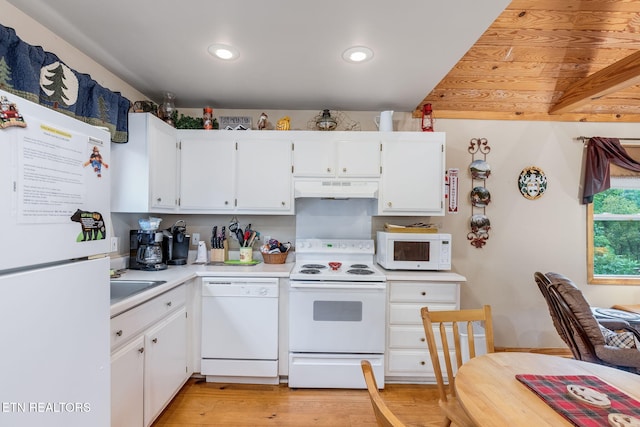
[{"xmin": 467, "ymin": 138, "xmax": 491, "ymax": 248}]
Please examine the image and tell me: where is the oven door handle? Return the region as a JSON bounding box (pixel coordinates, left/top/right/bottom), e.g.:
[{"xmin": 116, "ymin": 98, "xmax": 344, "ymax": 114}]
[{"xmin": 290, "ymin": 282, "xmax": 386, "ymax": 290}]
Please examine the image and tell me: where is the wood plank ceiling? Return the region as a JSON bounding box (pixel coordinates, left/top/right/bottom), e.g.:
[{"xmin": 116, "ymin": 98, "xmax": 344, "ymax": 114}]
[{"xmin": 414, "ymin": 0, "xmax": 640, "ymax": 122}]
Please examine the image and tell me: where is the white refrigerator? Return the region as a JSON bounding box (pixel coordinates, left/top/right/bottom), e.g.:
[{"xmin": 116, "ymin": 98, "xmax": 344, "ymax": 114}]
[{"xmin": 0, "ymin": 89, "xmax": 111, "ymax": 427}]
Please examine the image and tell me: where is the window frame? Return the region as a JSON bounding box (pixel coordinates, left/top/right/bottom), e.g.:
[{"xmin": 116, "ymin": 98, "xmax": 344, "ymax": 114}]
[{"xmin": 587, "ymin": 181, "xmax": 640, "ymax": 285}]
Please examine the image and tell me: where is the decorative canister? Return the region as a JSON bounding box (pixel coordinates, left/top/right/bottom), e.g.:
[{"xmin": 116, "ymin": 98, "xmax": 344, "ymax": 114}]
[
  {"xmin": 203, "ymin": 107, "xmax": 213, "ymax": 130},
  {"xmin": 159, "ymin": 91, "xmax": 176, "ymax": 126}
]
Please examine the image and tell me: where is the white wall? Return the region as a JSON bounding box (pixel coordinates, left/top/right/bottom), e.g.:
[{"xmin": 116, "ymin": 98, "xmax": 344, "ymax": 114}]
[
  {"xmin": 5, "ymin": 3, "xmax": 640, "ymax": 349},
  {"xmin": 435, "ymin": 119, "xmax": 640, "ymax": 348}
]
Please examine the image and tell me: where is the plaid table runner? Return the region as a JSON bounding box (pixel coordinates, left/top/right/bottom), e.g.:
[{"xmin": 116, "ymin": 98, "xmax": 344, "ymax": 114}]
[{"xmin": 516, "ymin": 374, "xmax": 640, "ymax": 427}]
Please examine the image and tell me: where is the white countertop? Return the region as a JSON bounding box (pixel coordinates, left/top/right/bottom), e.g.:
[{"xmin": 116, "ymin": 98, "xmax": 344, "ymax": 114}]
[
  {"xmin": 110, "ymin": 258, "xmax": 466, "ymax": 317},
  {"xmin": 380, "ymin": 269, "xmax": 467, "ymax": 282},
  {"xmin": 110, "ymin": 261, "xmax": 294, "ymax": 317}
]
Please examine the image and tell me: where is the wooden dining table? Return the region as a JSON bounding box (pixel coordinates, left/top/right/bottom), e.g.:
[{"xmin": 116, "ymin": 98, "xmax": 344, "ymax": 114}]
[{"xmin": 454, "ymin": 352, "xmax": 640, "ymax": 427}]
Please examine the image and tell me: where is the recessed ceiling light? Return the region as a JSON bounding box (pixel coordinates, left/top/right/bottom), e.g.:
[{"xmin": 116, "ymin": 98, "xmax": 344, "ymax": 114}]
[
  {"xmin": 342, "ymin": 46, "xmax": 374, "ymax": 63},
  {"xmin": 207, "ymin": 44, "xmax": 239, "ymax": 60}
]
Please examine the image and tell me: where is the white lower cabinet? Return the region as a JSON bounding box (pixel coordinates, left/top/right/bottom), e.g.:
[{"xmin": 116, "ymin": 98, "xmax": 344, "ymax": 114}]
[
  {"xmin": 385, "ymin": 280, "xmax": 461, "ymax": 382},
  {"xmin": 111, "ymin": 336, "xmax": 145, "ymax": 427},
  {"xmin": 144, "ymin": 308, "xmax": 188, "ymax": 426},
  {"xmin": 110, "ymin": 284, "xmax": 189, "ymax": 427}
]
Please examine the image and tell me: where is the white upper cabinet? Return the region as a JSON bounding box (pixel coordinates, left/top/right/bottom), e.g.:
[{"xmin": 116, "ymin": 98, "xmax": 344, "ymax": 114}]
[
  {"xmin": 292, "ymin": 134, "xmax": 336, "ymax": 177},
  {"xmin": 293, "ymin": 132, "xmax": 381, "ymax": 178},
  {"xmin": 336, "ymin": 138, "xmax": 381, "ymax": 177},
  {"xmin": 112, "ymin": 113, "xmax": 178, "ymax": 213},
  {"xmin": 235, "ymin": 137, "xmax": 293, "ymax": 212},
  {"xmin": 114, "ymin": 126, "xmax": 445, "ymax": 216},
  {"xmin": 176, "ymin": 131, "xmax": 293, "ymax": 214},
  {"xmin": 178, "ymin": 137, "xmax": 236, "ymax": 211},
  {"xmin": 379, "ymin": 132, "xmax": 446, "ymax": 216}
]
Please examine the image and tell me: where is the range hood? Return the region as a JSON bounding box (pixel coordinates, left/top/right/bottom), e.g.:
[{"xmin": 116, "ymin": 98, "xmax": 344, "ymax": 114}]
[{"xmin": 294, "ymin": 181, "xmax": 379, "ymax": 199}]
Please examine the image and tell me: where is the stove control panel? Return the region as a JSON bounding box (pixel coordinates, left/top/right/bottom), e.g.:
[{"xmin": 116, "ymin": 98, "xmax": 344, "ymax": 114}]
[{"xmin": 296, "ymin": 239, "xmax": 374, "ymax": 254}]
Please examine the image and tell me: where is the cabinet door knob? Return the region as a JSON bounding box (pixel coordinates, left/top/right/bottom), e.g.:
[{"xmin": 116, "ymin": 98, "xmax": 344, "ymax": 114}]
[
  {"xmin": 387, "ymin": 201, "xmax": 392, "ymax": 207},
  {"xmin": 224, "ymin": 200, "xmax": 229, "ymax": 205},
  {"xmin": 420, "ymin": 361, "xmax": 426, "ymax": 366},
  {"xmin": 138, "ymin": 347, "xmax": 144, "ymax": 354},
  {"xmin": 327, "ymin": 167, "xmax": 332, "ymax": 173},
  {"xmin": 421, "ymin": 291, "xmax": 426, "ymax": 296},
  {"xmin": 116, "ymin": 330, "xmax": 123, "ymax": 337},
  {"xmin": 281, "ymin": 201, "xmax": 286, "ymax": 206},
  {"xmin": 156, "ymin": 197, "xmax": 162, "ymax": 202},
  {"xmin": 166, "ymin": 301, "xmax": 172, "ymax": 307},
  {"xmin": 420, "ymin": 337, "xmax": 426, "ymax": 342},
  {"xmin": 342, "ymin": 167, "xmax": 347, "ymax": 173},
  {"xmin": 152, "ymin": 338, "xmax": 158, "ymax": 344}
]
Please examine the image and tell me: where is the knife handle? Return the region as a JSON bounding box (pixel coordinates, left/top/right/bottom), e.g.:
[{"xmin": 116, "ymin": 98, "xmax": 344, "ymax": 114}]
[{"xmin": 235, "ymin": 228, "xmax": 244, "ymax": 246}]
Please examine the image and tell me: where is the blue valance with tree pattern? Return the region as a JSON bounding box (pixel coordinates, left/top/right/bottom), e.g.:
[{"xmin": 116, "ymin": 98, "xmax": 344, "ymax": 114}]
[{"xmin": 0, "ymin": 23, "xmax": 130, "ymax": 142}]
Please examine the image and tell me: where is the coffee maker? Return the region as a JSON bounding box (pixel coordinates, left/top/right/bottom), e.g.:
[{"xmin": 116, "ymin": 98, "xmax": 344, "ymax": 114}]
[
  {"xmin": 162, "ymin": 220, "xmax": 190, "ymax": 265},
  {"xmin": 129, "ymin": 230, "xmax": 167, "ymax": 271}
]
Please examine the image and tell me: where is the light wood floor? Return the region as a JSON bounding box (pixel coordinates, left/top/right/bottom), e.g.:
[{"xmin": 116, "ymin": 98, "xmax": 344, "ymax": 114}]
[{"xmin": 151, "ymin": 378, "xmax": 443, "ymax": 427}]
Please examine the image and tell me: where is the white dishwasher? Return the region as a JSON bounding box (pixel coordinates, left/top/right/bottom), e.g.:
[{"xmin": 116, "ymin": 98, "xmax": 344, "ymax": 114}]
[{"xmin": 201, "ymin": 277, "xmax": 279, "ymax": 384}]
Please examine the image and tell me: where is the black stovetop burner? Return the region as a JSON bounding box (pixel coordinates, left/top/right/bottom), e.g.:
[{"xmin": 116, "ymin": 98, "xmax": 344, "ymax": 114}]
[
  {"xmin": 347, "ymin": 268, "xmax": 374, "ymax": 275},
  {"xmin": 298, "ymin": 263, "xmax": 377, "ymax": 275},
  {"xmin": 301, "ymin": 264, "xmax": 327, "ymax": 270},
  {"xmin": 350, "ymin": 264, "xmax": 369, "ymax": 269}
]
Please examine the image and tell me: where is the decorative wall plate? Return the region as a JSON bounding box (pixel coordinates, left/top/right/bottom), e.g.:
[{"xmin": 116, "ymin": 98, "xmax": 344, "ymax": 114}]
[
  {"xmin": 470, "ymin": 214, "xmax": 491, "ymax": 233},
  {"xmin": 470, "ymin": 186, "xmax": 491, "ymax": 207},
  {"xmin": 470, "ymin": 159, "xmax": 491, "ymax": 180},
  {"xmin": 518, "ymin": 166, "xmax": 547, "ymax": 200}
]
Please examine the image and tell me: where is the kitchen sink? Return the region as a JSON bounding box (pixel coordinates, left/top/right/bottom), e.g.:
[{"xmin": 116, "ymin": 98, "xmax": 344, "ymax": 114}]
[{"xmin": 110, "ymin": 279, "xmax": 167, "ymax": 303}]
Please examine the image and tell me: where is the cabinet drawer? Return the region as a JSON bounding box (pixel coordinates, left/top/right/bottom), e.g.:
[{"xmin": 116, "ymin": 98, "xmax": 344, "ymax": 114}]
[
  {"xmin": 388, "ymin": 325, "xmax": 454, "ymax": 349},
  {"xmin": 389, "ymin": 302, "xmax": 457, "ymax": 325},
  {"xmin": 111, "ymin": 284, "xmax": 186, "ymax": 351},
  {"xmin": 386, "ymin": 349, "xmax": 454, "ymax": 377},
  {"xmin": 389, "ymin": 282, "xmax": 458, "ymax": 303},
  {"xmin": 388, "ymin": 325, "xmax": 427, "ymax": 349},
  {"xmin": 387, "ymin": 349, "xmax": 434, "ymax": 376}
]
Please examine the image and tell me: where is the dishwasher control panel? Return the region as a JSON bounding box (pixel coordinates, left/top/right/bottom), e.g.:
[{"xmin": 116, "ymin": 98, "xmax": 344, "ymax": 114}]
[{"xmin": 202, "ymin": 278, "xmax": 279, "ymax": 298}]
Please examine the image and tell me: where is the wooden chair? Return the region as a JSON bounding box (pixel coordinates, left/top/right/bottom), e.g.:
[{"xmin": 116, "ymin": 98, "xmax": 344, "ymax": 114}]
[
  {"xmin": 421, "ymin": 305, "xmax": 495, "ymax": 427},
  {"xmin": 360, "ymin": 360, "xmax": 406, "ymax": 427}
]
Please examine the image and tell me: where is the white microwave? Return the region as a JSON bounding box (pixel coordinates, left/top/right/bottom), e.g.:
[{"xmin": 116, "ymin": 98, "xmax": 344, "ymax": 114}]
[{"xmin": 376, "ymin": 231, "xmax": 452, "ymax": 271}]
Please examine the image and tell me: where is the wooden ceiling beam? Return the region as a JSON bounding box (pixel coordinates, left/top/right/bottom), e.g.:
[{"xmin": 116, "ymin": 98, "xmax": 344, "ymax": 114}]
[{"xmin": 549, "ymin": 50, "xmax": 640, "ymax": 114}]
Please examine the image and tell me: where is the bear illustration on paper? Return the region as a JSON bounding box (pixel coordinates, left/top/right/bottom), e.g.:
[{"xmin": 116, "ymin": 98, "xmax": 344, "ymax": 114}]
[{"xmin": 70, "ymin": 209, "xmax": 106, "ymax": 241}]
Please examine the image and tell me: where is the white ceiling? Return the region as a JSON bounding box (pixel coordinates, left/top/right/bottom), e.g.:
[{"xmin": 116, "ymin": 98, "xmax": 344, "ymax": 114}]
[{"xmin": 8, "ymin": 0, "xmax": 510, "ymax": 111}]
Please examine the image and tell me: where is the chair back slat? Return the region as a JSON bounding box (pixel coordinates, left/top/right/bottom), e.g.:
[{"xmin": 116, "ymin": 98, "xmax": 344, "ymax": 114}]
[
  {"xmin": 466, "ymin": 321, "xmax": 476, "ymax": 359},
  {"xmin": 421, "ymin": 305, "xmax": 494, "ymax": 403}
]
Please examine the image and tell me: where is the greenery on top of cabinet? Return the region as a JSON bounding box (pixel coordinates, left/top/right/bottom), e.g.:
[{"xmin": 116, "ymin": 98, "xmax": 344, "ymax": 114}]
[{"xmin": 173, "ymin": 112, "xmax": 219, "ymax": 129}]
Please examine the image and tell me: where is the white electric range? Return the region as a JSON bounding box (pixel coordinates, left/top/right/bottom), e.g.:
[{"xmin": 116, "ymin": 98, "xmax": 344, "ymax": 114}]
[
  {"xmin": 288, "ymin": 238, "xmax": 386, "ymax": 389},
  {"xmin": 290, "ymin": 238, "xmax": 386, "ymax": 282}
]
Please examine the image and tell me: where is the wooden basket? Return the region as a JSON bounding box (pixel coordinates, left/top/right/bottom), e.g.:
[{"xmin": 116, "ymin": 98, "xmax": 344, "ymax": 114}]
[{"xmin": 262, "ymin": 251, "xmax": 289, "ymax": 264}]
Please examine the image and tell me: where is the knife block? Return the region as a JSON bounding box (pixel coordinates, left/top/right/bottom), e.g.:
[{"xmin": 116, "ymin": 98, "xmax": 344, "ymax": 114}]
[{"xmin": 210, "ymin": 241, "xmax": 228, "ymax": 263}]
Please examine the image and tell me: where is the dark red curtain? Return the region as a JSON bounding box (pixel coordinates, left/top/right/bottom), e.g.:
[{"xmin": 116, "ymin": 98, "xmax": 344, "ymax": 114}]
[{"xmin": 582, "ymin": 137, "xmax": 640, "ymax": 204}]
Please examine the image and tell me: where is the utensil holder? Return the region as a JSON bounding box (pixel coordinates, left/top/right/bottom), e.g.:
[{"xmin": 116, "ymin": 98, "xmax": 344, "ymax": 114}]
[
  {"xmin": 210, "ymin": 241, "xmax": 228, "ymax": 262},
  {"xmin": 239, "ymin": 247, "xmax": 253, "ymax": 263}
]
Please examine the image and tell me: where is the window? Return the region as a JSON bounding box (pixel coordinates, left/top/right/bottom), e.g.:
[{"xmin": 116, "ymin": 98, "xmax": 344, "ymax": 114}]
[{"xmin": 588, "ymin": 177, "xmax": 640, "ymax": 285}]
